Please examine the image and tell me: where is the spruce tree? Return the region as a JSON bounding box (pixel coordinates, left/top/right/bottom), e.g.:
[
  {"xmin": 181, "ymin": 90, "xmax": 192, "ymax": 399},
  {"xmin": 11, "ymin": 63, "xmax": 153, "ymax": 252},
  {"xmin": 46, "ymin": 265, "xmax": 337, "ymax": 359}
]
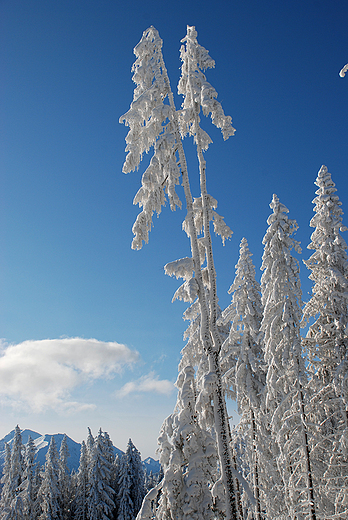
[
  {"xmin": 87, "ymin": 429, "xmax": 115, "ymax": 520},
  {"xmin": 20, "ymin": 436, "xmax": 38, "ymax": 520},
  {"xmin": 58, "ymin": 435, "xmax": 71, "ymax": 520},
  {"xmin": 38, "ymin": 437, "xmax": 61, "ymax": 520},
  {"xmin": 0, "ymin": 443, "xmax": 12, "ymax": 516},
  {"xmin": 117, "ymin": 439, "xmax": 145, "ymax": 520},
  {"xmin": 0, "ymin": 427, "xmax": 25, "ymax": 520},
  {"xmin": 154, "ymin": 365, "xmax": 218, "ymax": 520},
  {"xmin": 121, "ymin": 25, "xmax": 237, "ymax": 520},
  {"xmin": 73, "ymin": 441, "xmax": 88, "ymax": 520},
  {"xmin": 261, "ymin": 194, "xmax": 316, "ymax": 519},
  {"xmin": 220, "ymin": 238, "xmax": 264, "ymax": 520},
  {"xmin": 302, "ymin": 165, "xmax": 348, "ymax": 517}
]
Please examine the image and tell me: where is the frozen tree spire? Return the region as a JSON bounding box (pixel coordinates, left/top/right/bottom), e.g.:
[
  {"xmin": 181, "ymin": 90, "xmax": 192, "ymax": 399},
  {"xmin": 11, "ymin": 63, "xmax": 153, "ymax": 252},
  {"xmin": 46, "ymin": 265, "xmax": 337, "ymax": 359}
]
[
  {"xmin": 303, "ymin": 165, "xmax": 348, "ymax": 389},
  {"xmin": 221, "ymin": 238, "xmax": 264, "ymax": 409}
]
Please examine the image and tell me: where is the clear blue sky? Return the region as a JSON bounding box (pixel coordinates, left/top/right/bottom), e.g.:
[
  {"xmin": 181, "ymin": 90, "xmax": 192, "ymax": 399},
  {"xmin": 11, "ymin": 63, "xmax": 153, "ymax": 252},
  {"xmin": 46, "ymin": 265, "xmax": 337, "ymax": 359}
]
[{"xmin": 0, "ymin": 0, "xmax": 347, "ymax": 458}]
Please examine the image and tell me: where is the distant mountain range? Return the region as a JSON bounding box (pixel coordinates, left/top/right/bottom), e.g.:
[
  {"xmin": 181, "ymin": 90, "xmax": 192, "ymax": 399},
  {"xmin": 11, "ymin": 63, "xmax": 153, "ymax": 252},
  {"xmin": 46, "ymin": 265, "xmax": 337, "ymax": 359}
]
[{"xmin": 0, "ymin": 429, "xmax": 160, "ymax": 476}]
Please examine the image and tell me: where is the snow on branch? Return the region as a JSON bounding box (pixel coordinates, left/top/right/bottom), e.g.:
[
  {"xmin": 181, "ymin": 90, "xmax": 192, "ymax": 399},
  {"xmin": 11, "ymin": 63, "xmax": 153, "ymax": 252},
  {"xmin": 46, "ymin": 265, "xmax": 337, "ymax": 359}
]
[
  {"xmin": 172, "ymin": 278, "xmax": 199, "ymax": 303},
  {"xmin": 339, "ymin": 63, "xmax": 348, "ymax": 77},
  {"xmin": 164, "ymin": 257, "xmax": 194, "ymax": 280},
  {"xmin": 178, "ymin": 25, "xmax": 235, "ymax": 146},
  {"xmin": 120, "ymin": 26, "xmax": 183, "ymax": 250},
  {"xmin": 182, "ymin": 195, "xmax": 232, "ymax": 245}
]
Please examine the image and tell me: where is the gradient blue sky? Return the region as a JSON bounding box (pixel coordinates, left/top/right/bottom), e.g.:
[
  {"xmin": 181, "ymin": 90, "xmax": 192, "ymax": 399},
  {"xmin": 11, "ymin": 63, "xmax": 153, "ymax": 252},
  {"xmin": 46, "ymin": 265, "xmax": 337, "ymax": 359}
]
[{"xmin": 1, "ymin": 0, "xmax": 347, "ymax": 457}]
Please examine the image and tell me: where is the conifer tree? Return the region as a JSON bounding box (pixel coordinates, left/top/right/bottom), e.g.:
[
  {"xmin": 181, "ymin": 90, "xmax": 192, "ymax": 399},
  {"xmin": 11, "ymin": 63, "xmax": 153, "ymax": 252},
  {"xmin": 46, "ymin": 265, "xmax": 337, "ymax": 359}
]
[
  {"xmin": 117, "ymin": 454, "xmax": 132, "ymax": 520},
  {"xmin": 73, "ymin": 441, "xmax": 88, "ymax": 520},
  {"xmin": 261, "ymin": 194, "xmax": 316, "ymax": 520},
  {"xmin": 121, "ymin": 25, "xmax": 238, "ymax": 520},
  {"xmin": 159, "ymin": 365, "xmax": 218, "ymax": 520},
  {"xmin": 118, "ymin": 439, "xmax": 145, "ymax": 520},
  {"xmin": 220, "ymin": 238, "xmax": 264, "ymax": 520},
  {"xmin": 20, "ymin": 436, "xmax": 38, "ymax": 520},
  {"xmin": 38, "ymin": 437, "xmax": 61, "ymax": 520},
  {"xmin": 0, "ymin": 443, "xmax": 12, "ymax": 517},
  {"xmin": 58, "ymin": 435, "xmax": 71, "ymax": 520},
  {"xmin": 87, "ymin": 429, "xmax": 115, "ymax": 520},
  {"xmin": 302, "ymin": 165, "xmax": 348, "ymax": 518},
  {"xmin": 0, "ymin": 427, "xmax": 25, "ymax": 520}
]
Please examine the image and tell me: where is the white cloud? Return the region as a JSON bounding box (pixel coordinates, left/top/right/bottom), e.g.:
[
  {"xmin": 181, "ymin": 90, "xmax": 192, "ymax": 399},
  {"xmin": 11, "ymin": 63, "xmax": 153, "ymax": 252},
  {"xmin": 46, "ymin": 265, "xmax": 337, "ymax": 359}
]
[
  {"xmin": 0, "ymin": 338, "xmax": 139, "ymax": 412},
  {"xmin": 116, "ymin": 372, "xmax": 175, "ymax": 398}
]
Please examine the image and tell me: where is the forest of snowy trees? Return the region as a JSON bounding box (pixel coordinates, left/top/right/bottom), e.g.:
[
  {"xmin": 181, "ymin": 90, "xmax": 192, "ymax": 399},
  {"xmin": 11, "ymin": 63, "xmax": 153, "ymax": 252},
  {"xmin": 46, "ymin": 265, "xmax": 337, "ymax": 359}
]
[
  {"xmin": 120, "ymin": 25, "xmax": 348, "ymax": 520},
  {"xmin": 0, "ymin": 426, "xmax": 156, "ymax": 520}
]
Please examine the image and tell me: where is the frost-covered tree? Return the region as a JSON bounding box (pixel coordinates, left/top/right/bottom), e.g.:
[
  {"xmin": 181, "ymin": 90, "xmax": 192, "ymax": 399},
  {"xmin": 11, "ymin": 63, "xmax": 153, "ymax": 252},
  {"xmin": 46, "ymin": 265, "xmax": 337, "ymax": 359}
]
[
  {"xmin": 260, "ymin": 194, "xmax": 316, "ymax": 520},
  {"xmin": 72, "ymin": 441, "xmax": 88, "ymax": 520},
  {"xmin": 20, "ymin": 436, "xmax": 38, "ymax": 520},
  {"xmin": 302, "ymin": 165, "xmax": 348, "ymax": 518},
  {"xmin": 0, "ymin": 443, "xmax": 12, "ymax": 516},
  {"xmin": 117, "ymin": 455, "xmax": 132, "ymax": 520},
  {"xmin": 0, "ymin": 427, "xmax": 25, "ymax": 520},
  {"xmin": 58, "ymin": 435, "xmax": 71, "ymax": 520},
  {"xmin": 38, "ymin": 437, "xmax": 61, "ymax": 520},
  {"xmin": 118, "ymin": 439, "xmax": 145, "ymax": 520},
  {"xmin": 139, "ymin": 365, "xmax": 217, "ymax": 520},
  {"xmin": 87, "ymin": 429, "xmax": 115, "ymax": 520},
  {"xmin": 120, "ymin": 25, "xmax": 238, "ymax": 520},
  {"xmin": 220, "ymin": 238, "xmax": 264, "ymax": 520}
]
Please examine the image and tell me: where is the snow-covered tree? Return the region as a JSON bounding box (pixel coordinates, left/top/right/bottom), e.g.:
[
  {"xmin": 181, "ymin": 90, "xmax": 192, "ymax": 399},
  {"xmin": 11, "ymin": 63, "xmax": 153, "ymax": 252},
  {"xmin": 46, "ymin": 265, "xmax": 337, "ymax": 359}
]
[
  {"xmin": 87, "ymin": 429, "xmax": 115, "ymax": 520},
  {"xmin": 0, "ymin": 427, "xmax": 25, "ymax": 520},
  {"xmin": 38, "ymin": 436, "xmax": 61, "ymax": 520},
  {"xmin": 0, "ymin": 443, "xmax": 13, "ymax": 517},
  {"xmin": 140, "ymin": 365, "xmax": 217, "ymax": 520},
  {"xmin": 220, "ymin": 238, "xmax": 264, "ymax": 520},
  {"xmin": 73, "ymin": 441, "xmax": 88, "ymax": 520},
  {"xmin": 20, "ymin": 436, "xmax": 38, "ymax": 520},
  {"xmin": 302, "ymin": 165, "xmax": 348, "ymax": 518},
  {"xmin": 121, "ymin": 25, "xmax": 238, "ymax": 520},
  {"xmin": 58, "ymin": 435, "xmax": 71, "ymax": 520},
  {"xmin": 260, "ymin": 194, "xmax": 317, "ymax": 520},
  {"xmin": 118, "ymin": 439, "xmax": 145, "ymax": 520}
]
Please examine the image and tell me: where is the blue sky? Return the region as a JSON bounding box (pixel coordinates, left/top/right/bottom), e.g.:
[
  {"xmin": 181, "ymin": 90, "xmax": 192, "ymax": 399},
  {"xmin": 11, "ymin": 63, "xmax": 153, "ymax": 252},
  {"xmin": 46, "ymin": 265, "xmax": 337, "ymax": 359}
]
[{"xmin": 0, "ymin": 0, "xmax": 347, "ymax": 458}]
